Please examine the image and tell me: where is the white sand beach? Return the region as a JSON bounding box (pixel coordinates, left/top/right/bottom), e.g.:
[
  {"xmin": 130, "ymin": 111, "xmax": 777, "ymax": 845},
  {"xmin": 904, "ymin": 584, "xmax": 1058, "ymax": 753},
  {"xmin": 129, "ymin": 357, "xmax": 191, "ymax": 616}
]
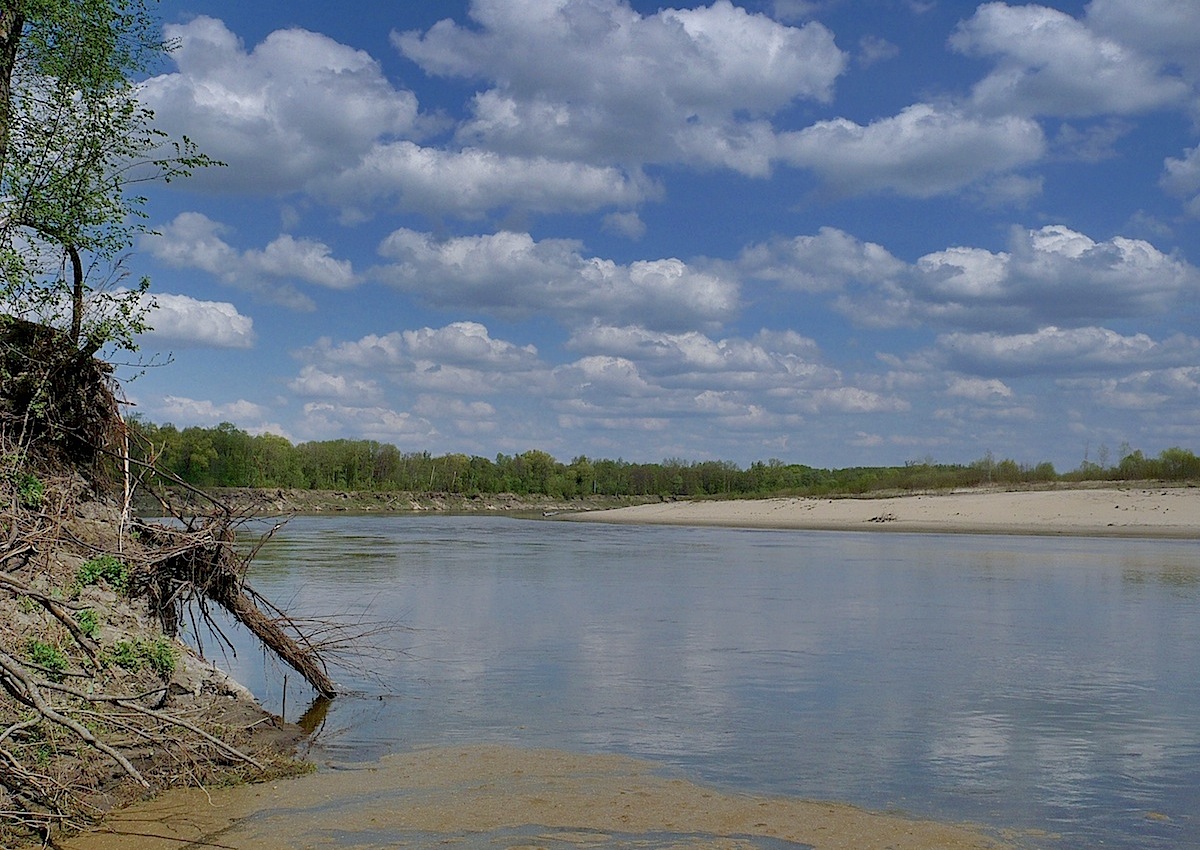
[{"xmin": 567, "ymin": 486, "xmax": 1200, "ymax": 538}]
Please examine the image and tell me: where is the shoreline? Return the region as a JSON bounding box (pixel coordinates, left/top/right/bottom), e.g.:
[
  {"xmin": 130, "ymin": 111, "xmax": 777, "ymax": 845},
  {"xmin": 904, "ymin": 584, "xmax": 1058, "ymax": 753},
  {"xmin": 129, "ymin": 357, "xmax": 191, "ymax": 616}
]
[{"xmin": 562, "ymin": 485, "xmax": 1200, "ymax": 539}]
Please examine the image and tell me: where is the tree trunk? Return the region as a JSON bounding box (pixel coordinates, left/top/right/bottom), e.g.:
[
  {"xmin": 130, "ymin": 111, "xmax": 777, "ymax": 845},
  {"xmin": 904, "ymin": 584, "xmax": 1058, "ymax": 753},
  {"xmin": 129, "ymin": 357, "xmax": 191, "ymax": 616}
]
[
  {"xmin": 207, "ymin": 573, "xmax": 338, "ymax": 698},
  {"xmin": 0, "ymin": 4, "xmax": 24, "ymax": 170}
]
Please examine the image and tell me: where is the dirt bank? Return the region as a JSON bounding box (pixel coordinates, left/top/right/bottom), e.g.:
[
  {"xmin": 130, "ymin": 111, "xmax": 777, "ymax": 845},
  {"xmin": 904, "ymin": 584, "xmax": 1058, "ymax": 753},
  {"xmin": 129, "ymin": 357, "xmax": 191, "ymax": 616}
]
[{"xmin": 148, "ymin": 486, "xmax": 659, "ymax": 516}]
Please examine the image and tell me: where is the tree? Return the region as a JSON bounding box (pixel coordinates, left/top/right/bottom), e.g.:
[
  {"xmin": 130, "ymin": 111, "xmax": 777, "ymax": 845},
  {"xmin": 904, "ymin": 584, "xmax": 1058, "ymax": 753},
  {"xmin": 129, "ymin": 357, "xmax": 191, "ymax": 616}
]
[{"xmin": 0, "ymin": 0, "xmax": 214, "ymax": 354}]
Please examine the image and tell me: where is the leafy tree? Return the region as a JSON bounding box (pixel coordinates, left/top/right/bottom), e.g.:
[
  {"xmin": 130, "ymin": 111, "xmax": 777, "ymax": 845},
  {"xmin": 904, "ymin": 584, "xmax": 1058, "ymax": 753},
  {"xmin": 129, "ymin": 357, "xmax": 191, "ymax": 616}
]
[{"xmin": 0, "ymin": 0, "xmax": 214, "ymax": 353}]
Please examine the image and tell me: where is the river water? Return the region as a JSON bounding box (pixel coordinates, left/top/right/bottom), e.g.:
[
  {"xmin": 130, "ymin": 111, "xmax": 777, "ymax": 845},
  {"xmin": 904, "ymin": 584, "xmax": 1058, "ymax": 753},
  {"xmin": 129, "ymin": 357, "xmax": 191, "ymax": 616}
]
[{"xmin": 206, "ymin": 514, "xmax": 1199, "ymax": 849}]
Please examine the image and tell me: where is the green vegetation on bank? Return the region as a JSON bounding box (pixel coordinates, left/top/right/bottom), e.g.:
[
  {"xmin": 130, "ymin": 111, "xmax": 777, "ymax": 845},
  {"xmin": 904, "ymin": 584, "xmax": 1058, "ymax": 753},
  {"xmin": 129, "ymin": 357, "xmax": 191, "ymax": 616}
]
[{"xmin": 131, "ymin": 420, "xmax": 1200, "ymax": 498}]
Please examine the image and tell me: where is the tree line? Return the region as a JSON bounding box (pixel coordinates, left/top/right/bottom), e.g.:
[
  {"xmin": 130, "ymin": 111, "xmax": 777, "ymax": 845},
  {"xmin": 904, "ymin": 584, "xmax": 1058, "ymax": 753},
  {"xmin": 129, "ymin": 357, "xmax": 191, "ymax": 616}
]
[{"xmin": 128, "ymin": 420, "xmax": 1200, "ymax": 499}]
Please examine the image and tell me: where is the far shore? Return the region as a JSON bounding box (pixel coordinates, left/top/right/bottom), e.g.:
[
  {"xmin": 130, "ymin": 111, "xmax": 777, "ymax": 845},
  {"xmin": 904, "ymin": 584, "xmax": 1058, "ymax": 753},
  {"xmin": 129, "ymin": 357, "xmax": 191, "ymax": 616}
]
[{"xmin": 562, "ymin": 484, "xmax": 1200, "ymax": 539}]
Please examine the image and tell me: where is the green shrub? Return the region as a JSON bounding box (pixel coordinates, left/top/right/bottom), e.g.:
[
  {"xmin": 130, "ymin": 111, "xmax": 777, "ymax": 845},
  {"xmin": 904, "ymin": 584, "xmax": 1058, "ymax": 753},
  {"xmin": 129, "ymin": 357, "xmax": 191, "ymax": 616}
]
[
  {"xmin": 76, "ymin": 555, "xmax": 129, "ymax": 593},
  {"xmin": 106, "ymin": 640, "xmax": 140, "ymax": 671},
  {"xmin": 14, "ymin": 472, "xmax": 44, "ymax": 509},
  {"xmin": 140, "ymin": 637, "xmax": 178, "ymax": 677},
  {"xmin": 106, "ymin": 637, "xmax": 178, "ymax": 677},
  {"xmin": 75, "ymin": 608, "xmax": 100, "ymax": 639},
  {"xmin": 27, "ymin": 639, "xmax": 67, "ymax": 681}
]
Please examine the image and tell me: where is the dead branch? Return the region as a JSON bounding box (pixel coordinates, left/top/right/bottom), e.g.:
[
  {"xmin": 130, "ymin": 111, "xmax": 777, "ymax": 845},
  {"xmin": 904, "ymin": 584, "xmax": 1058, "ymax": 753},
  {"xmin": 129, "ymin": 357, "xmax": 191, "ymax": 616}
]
[
  {"xmin": 0, "ymin": 572, "xmax": 100, "ymax": 664},
  {"xmin": 0, "ymin": 649, "xmax": 148, "ymax": 787}
]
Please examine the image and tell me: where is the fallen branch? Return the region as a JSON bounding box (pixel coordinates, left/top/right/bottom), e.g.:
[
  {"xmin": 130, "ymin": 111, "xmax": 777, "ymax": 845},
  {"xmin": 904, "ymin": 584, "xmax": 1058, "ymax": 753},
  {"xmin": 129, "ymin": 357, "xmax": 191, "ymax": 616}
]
[{"xmin": 0, "ymin": 649, "xmax": 148, "ymax": 787}]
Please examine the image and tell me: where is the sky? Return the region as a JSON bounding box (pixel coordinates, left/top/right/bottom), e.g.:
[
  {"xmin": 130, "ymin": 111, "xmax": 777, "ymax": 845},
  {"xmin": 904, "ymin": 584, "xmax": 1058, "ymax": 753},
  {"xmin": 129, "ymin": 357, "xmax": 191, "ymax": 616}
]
[{"xmin": 117, "ymin": 0, "xmax": 1200, "ymax": 470}]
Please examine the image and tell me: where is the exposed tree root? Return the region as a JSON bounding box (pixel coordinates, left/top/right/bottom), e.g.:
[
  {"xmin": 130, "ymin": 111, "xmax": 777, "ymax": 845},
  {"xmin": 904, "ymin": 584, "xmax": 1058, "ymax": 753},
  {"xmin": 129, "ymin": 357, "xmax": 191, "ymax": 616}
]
[{"xmin": 1, "ymin": 322, "xmax": 337, "ymax": 845}]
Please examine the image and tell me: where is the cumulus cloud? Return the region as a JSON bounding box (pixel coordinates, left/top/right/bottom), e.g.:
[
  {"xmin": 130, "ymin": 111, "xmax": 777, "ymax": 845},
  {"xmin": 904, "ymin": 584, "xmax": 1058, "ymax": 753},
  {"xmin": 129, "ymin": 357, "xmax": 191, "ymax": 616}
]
[
  {"xmin": 300, "ymin": 402, "xmax": 437, "ymax": 443},
  {"xmin": 1085, "ymin": 0, "xmax": 1200, "ymax": 76},
  {"xmin": 835, "ymin": 225, "xmax": 1200, "ymax": 331},
  {"xmin": 738, "ymin": 227, "xmax": 905, "ymax": 292},
  {"xmin": 602, "ymin": 211, "xmax": 647, "ymax": 241},
  {"xmin": 1162, "ymin": 146, "xmax": 1200, "ymax": 216},
  {"xmin": 950, "ymin": 2, "xmax": 1189, "ymax": 118},
  {"xmin": 938, "ymin": 326, "xmax": 1200, "ymax": 376},
  {"xmin": 945, "ymin": 376, "xmax": 1014, "ymax": 402},
  {"xmin": 304, "ymin": 322, "xmax": 545, "ymax": 398},
  {"xmin": 567, "ymin": 324, "xmax": 829, "ymax": 390},
  {"xmin": 143, "ymin": 213, "xmax": 357, "ymax": 310},
  {"xmin": 313, "ymin": 142, "xmax": 656, "ymax": 219},
  {"xmin": 374, "ymin": 230, "xmax": 739, "ymax": 330},
  {"xmin": 141, "ymin": 17, "xmax": 420, "ymax": 194},
  {"xmin": 140, "ymin": 292, "xmax": 255, "ymax": 349},
  {"xmin": 779, "ymin": 104, "xmax": 1045, "ymax": 197},
  {"xmin": 288, "ymin": 365, "xmax": 382, "ymax": 403},
  {"xmin": 395, "ymin": 0, "xmax": 846, "ymax": 174},
  {"xmin": 1065, "ymin": 366, "xmax": 1200, "ymax": 411},
  {"xmin": 157, "ymin": 395, "xmax": 273, "ymax": 426}
]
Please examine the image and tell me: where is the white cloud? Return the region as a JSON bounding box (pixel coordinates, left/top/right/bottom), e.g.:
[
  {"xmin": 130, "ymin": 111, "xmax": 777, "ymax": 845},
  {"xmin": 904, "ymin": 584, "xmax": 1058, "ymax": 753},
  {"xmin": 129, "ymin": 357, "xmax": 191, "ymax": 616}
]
[
  {"xmin": 399, "ymin": 322, "xmax": 540, "ymax": 367},
  {"xmin": 738, "ymin": 227, "xmax": 905, "ymax": 292},
  {"xmin": 938, "ymin": 326, "xmax": 1200, "ymax": 376},
  {"xmin": 315, "ymin": 142, "xmax": 655, "ymax": 219},
  {"xmin": 395, "ymin": 0, "xmax": 846, "ymax": 173},
  {"xmin": 804, "ymin": 387, "xmax": 909, "ymax": 414},
  {"xmin": 300, "ymin": 401, "xmax": 437, "ymax": 444},
  {"xmin": 304, "ymin": 322, "xmax": 546, "ymax": 399},
  {"xmin": 567, "ymin": 324, "xmax": 829, "ymax": 390},
  {"xmin": 158, "ymin": 395, "xmax": 272, "ymax": 426},
  {"xmin": 602, "ymin": 211, "xmax": 647, "ymax": 241},
  {"xmin": 857, "ymin": 35, "xmax": 899, "ymax": 68},
  {"xmin": 1085, "ymin": 0, "xmax": 1200, "ymax": 76},
  {"xmin": 143, "ymin": 213, "xmax": 357, "ymax": 310},
  {"xmin": 288, "ymin": 365, "xmax": 382, "ymax": 403},
  {"xmin": 140, "ymin": 292, "xmax": 255, "ymax": 349},
  {"xmin": 945, "ymin": 376, "xmax": 1014, "ymax": 402},
  {"xmin": 374, "ymin": 230, "xmax": 738, "ymax": 330},
  {"xmin": 141, "ymin": 16, "xmax": 420, "ymax": 194},
  {"xmin": 837, "ymin": 225, "xmax": 1200, "ymax": 331},
  {"xmin": 779, "ymin": 103, "xmax": 1045, "ymax": 197},
  {"xmin": 1161, "ymin": 146, "xmax": 1200, "ymax": 216},
  {"xmin": 1067, "ymin": 366, "xmax": 1200, "ymax": 411},
  {"xmin": 950, "ymin": 2, "xmax": 1189, "ymax": 118}
]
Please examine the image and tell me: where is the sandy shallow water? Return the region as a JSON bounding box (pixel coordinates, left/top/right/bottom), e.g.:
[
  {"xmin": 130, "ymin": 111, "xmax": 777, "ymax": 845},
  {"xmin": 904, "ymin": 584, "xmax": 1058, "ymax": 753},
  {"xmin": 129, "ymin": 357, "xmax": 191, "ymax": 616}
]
[{"xmin": 65, "ymin": 745, "xmax": 1023, "ymax": 850}]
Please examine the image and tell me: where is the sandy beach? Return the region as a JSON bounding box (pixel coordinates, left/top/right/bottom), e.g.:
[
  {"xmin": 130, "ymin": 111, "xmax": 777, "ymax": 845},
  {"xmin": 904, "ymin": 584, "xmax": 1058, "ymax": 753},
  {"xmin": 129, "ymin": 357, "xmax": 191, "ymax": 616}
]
[{"xmin": 567, "ymin": 485, "xmax": 1200, "ymax": 538}]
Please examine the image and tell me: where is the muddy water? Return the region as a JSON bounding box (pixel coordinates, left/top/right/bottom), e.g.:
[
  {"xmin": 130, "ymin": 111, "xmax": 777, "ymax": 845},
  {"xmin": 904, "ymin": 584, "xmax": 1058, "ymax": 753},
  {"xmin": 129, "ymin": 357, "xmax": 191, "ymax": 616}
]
[{"xmin": 78, "ymin": 516, "xmax": 1200, "ymax": 848}]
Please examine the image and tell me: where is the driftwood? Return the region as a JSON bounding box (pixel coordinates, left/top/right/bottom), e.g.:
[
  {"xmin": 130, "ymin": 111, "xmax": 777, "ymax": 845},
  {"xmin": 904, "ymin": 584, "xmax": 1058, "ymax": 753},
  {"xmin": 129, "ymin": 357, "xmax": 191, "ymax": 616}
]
[{"xmin": 137, "ymin": 517, "xmax": 337, "ymax": 698}]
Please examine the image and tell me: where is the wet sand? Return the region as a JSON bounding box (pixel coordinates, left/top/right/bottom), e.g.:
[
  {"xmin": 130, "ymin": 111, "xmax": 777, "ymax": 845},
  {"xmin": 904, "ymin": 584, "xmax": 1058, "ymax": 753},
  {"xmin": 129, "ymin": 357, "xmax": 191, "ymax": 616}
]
[
  {"xmin": 64, "ymin": 745, "xmax": 1020, "ymax": 850},
  {"xmin": 565, "ymin": 486, "xmax": 1200, "ymax": 538}
]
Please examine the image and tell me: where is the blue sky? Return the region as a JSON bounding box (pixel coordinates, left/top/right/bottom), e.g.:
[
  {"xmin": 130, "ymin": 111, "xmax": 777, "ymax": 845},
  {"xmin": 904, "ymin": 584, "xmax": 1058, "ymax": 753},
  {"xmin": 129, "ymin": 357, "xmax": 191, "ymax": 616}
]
[{"xmin": 121, "ymin": 0, "xmax": 1200, "ymax": 470}]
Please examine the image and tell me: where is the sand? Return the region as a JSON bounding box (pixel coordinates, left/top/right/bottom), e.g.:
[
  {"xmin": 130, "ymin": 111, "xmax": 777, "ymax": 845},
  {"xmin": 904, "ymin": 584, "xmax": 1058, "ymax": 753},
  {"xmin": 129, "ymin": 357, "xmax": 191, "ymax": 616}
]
[
  {"xmin": 565, "ymin": 485, "xmax": 1200, "ymax": 538},
  {"xmin": 63, "ymin": 744, "xmax": 1019, "ymax": 850}
]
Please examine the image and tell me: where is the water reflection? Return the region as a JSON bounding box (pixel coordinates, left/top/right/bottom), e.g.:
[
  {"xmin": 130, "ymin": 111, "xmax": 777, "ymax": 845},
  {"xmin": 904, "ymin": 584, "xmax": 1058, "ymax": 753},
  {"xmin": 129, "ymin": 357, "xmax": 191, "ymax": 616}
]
[{"xmin": 198, "ymin": 516, "xmax": 1200, "ymax": 850}]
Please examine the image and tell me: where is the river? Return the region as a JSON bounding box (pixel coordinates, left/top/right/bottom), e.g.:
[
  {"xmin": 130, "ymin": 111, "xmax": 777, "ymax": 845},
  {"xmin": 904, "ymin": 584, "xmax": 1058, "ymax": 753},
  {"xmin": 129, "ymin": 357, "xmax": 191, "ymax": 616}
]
[{"xmin": 162, "ymin": 516, "xmax": 1200, "ymax": 848}]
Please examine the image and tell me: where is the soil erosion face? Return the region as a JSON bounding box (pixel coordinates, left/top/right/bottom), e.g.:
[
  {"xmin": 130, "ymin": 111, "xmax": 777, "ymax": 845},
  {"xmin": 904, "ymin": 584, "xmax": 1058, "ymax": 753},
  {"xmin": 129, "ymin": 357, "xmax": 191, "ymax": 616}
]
[{"xmin": 65, "ymin": 744, "xmax": 1017, "ymax": 850}]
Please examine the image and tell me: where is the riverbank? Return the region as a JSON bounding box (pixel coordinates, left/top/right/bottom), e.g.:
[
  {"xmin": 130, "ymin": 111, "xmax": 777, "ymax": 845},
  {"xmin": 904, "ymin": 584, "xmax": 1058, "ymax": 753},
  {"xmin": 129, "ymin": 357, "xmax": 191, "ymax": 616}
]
[
  {"xmin": 148, "ymin": 487, "xmax": 658, "ymax": 516},
  {"xmin": 564, "ymin": 484, "xmax": 1200, "ymax": 538}
]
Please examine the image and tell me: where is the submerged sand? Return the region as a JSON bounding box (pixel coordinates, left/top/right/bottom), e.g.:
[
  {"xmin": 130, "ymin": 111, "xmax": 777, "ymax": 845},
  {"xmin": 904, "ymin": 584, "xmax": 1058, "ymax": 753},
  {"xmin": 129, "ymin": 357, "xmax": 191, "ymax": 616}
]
[
  {"xmin": 565, "ymin": 486, "xmax": 1200, "ymax": 538},
  {"xmin": 64, "ymin": 744, "xmax": 1019, "ymax": 850}
]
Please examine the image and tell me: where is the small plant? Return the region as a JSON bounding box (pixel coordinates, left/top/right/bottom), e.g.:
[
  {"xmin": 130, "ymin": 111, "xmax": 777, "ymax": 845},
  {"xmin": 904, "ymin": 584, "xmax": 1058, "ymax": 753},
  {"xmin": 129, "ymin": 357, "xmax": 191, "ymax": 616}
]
[
  {"xmin": 76, "ymin": 554, "xmax": 129, "ymax": 593},
  {"xmin": 27, "ymin": 639, "xmax": 67, "ymax": 681},
  {"xmin": 75, "ymin": 608, "xmax": 100, "ymax": 639},
  {"xmin": 106, "ymin": 637, "xmax": 178, "ymax": 677},
  {"xmin": 106, "ymin": 640, "xmax": 140, "ymax": 671},
  {"xmin": 140, "ymin": 636, "xmax": 178, "ymax": 677},
  {"xmin": 14, "ymin": 471, "xmax": 44, "ymax": 509}
]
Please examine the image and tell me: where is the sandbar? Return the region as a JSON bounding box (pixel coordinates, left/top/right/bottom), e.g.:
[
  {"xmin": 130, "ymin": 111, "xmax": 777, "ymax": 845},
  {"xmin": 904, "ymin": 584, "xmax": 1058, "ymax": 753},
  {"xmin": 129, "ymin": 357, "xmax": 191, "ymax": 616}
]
[{"xmin": 565, "ymin": 485, "xmax": 1200, "ymax": 538}]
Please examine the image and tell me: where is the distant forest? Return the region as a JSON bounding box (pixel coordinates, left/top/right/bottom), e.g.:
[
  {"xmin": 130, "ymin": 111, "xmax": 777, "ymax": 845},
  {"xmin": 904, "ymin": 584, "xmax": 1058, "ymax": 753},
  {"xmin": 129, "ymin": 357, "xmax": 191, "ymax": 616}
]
[{"xmin": 129, "ymin": 419, "xmax": 1200, "ymax": 498}]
